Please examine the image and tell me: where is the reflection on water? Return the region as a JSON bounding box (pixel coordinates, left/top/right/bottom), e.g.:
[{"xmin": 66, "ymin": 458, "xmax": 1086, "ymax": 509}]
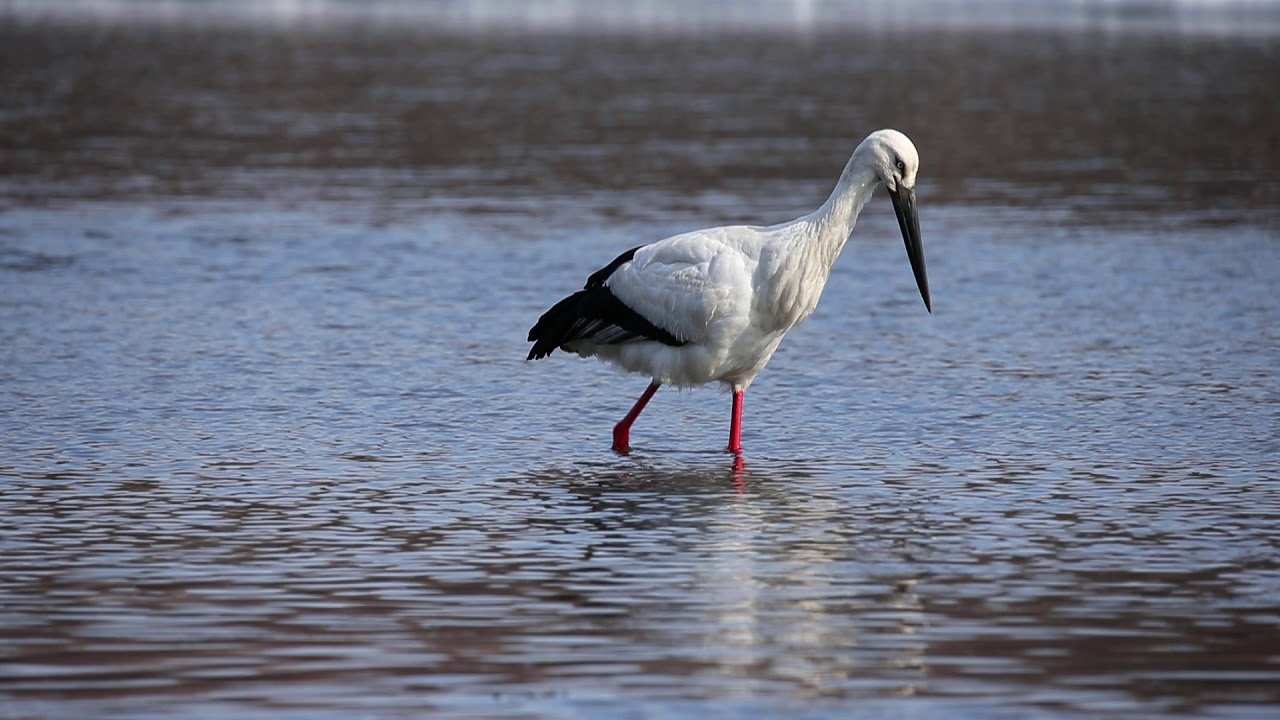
[
  {"xmin": 2, "ymin": 4, "xmax": 1280, "ymax": 720},
  {"xmin": 4, "ymin": 447, "xmax": 1279, "ymax": 718}
]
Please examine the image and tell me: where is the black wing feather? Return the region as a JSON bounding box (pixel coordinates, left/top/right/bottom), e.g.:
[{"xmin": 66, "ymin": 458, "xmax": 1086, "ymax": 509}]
[
  {"xmin": 526, "ymin": 245, "xmax": 687, "ymax": 361},
  {"xmin": 585, "ymin": 246, "xmax": 643, "ymax": 288}
]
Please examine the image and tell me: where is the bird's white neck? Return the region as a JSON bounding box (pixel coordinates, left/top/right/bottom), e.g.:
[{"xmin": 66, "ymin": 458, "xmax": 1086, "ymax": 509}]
[
  {"xmin": 753, "ymin": 160, "xmax": 881, "ymax": 334},
  {"xmin": 806, "ymin": 160, "xmax": 881, "ymax": 269}
]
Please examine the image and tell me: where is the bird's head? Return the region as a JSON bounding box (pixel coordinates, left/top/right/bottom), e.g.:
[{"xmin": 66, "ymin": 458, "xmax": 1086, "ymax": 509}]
[
  {"xmin": 857, "ymin": 129, "xmax": 930, "ymax": 313},
  {"xmin": 861, "ymin": 128, "xmax": 919, "ymax": 194}
]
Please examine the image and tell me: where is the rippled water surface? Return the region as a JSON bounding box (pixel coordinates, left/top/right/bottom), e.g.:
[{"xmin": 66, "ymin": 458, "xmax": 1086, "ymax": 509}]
[{"xmin": 2, "ymin": 4, "xmax": 1279, "ymax": 719}]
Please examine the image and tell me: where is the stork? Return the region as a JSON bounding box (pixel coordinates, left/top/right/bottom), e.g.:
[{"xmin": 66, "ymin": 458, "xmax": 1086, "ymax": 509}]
[{"xmin": 527, "ymin": 129, "xmax": 930, "ymax": 454}]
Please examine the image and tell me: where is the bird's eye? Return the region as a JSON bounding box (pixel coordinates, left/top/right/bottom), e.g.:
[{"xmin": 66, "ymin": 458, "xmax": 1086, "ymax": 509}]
[{"xmin": 895, "ymin": 159, "xmax": 906, "ymax": 172}]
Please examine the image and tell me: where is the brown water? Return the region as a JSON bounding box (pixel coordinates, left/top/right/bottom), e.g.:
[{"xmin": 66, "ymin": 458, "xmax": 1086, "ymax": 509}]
[{"xmin": 2, "ymin": 3, "xmax": 1279, "ymax": 719}]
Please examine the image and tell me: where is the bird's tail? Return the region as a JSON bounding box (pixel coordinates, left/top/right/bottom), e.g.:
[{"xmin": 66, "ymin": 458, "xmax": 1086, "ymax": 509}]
[{"xmin": 526, "ymin": 290, "xmax": 589, "ymax": 360}]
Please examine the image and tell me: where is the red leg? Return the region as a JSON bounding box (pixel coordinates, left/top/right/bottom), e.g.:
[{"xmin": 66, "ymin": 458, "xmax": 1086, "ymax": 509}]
[
  {"xmin": 727, "ymin": 389, "xmax": 744, "ymax": 453},
  {"xmin": 613, "ymin": 382, "xmax": 660, "ymax": 454}
]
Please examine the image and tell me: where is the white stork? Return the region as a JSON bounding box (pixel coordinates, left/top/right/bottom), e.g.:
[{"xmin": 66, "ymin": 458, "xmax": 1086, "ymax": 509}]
[{"xmin": 527, "ymin": 129, "xmax": 931, "ymax": 454}]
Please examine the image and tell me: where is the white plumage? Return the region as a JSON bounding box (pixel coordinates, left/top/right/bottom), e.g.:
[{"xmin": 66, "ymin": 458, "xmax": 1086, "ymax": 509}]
[{"xmin": 528, "ymin": 129, "xmax": 931, "ymax": 454}]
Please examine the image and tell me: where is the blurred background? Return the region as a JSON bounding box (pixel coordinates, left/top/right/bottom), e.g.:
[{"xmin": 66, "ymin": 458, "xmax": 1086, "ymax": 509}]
[
  {"xmin": 2, "ymin": 2, "xmax": 1279, "ymax": 719},
  {"xmin": 3, "ymin": 0, "xmax": 1279, "ymax": 219}
]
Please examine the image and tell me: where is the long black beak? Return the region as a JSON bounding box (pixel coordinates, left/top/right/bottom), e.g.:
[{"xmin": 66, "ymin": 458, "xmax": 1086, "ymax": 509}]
[{"xmin": 889, "ymin": 185, "xmax": 931, "ymax": 313}]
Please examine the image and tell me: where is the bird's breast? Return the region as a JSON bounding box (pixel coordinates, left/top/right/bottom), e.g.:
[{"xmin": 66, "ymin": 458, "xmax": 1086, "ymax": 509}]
[{"xmin": 753, "ymin": 260, "xmax": 829, "ymax": 335}]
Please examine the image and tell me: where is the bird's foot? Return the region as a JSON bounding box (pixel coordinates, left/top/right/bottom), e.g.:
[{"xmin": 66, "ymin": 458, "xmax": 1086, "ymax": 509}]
[{"xmin": 612, "ymin": 426, "xmax": 631, "ymax": 455}]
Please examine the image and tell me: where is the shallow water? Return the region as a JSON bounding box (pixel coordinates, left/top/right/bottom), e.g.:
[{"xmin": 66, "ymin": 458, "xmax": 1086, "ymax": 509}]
[{"xmin": 2, "ymin": 5, "xmax": 1280, "ymax": 720}]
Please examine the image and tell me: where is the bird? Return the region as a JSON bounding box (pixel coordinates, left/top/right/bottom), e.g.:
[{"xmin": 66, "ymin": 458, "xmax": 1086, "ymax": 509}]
[{"xmin": 526, "ymin": 128, "xmax": 930, "ymax": 455}]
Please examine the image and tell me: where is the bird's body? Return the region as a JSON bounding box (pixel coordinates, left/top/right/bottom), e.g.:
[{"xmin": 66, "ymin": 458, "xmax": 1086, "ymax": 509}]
[{"xmin": 527, "ymin": 129, "xmax": 931, "ymax": 453}]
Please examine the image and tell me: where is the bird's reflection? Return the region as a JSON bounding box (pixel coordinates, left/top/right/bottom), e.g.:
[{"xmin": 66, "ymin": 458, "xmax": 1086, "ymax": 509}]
[{"xmin": 510, "ymin": 455, "xmax": 931, "ymax": 696}]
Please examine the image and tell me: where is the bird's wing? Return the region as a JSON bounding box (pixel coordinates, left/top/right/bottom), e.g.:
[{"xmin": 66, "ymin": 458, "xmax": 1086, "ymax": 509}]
[
  {"xmin": 526, "ymin": 229, "xmax": 754, "ymax": 360},
  {"xmin": 605, "ymin": 229, "xmax": 750, "ymax": 344},
  {"xmin": 526, "ymin": 245, "xmax": 686, "ymax": 359}
]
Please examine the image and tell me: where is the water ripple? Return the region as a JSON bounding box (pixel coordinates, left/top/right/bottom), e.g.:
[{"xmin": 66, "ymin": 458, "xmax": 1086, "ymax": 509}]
[{"xmin": 3, "ymin": 14, "xmax": 1280, "ymax": 720}]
